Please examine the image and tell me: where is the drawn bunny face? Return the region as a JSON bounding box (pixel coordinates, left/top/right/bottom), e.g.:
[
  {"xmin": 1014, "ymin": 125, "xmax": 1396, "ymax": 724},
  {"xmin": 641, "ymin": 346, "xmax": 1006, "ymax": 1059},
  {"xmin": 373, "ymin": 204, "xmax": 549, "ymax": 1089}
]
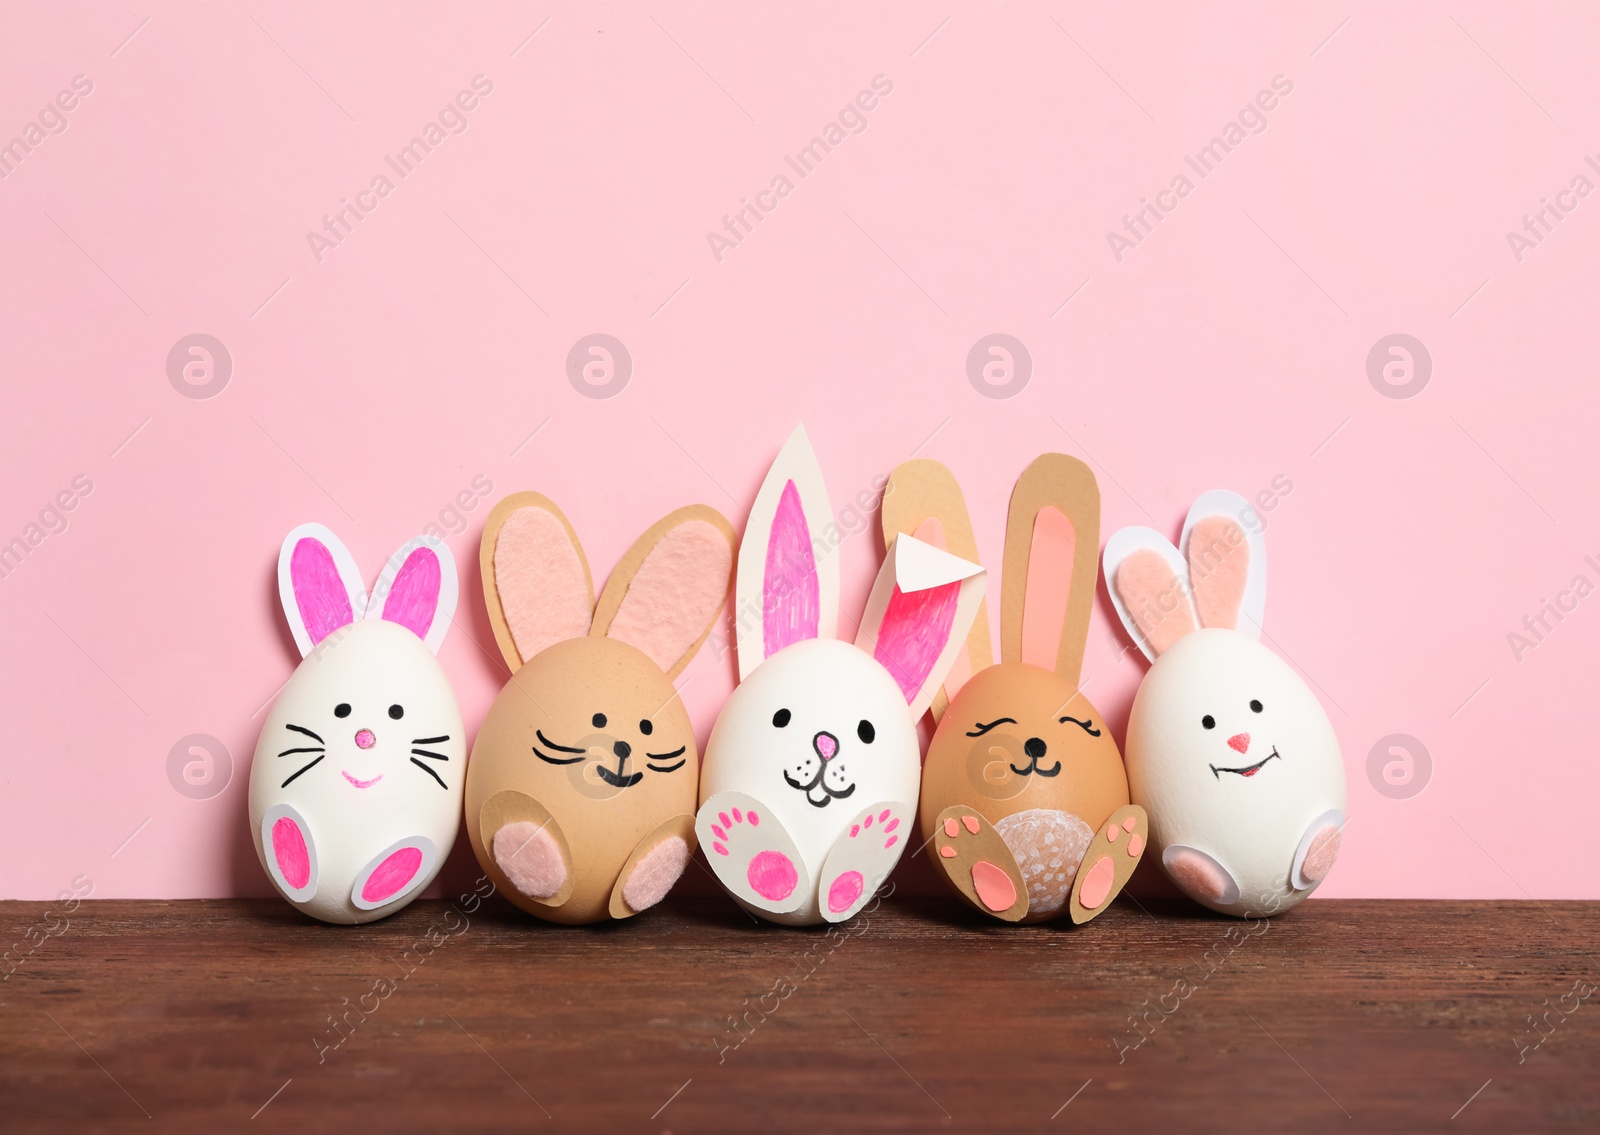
[
  {"xmin": 250, "ymin": 525, "xmax": 463, "ymax": 925},
  {"xmin": 1104, "ymin": 491, "xmax": 1347, "ymax": 916},
  {"xmin": 883, "ymin": 455, "xmax": 1143, "ymax": 924},
  {"xmin": 466, "ymin": 495, "xmax": 734, "ymax": 925},
  {"xmin": 697, "ymin": 425, "xmax": 986, "ymax": 926}
]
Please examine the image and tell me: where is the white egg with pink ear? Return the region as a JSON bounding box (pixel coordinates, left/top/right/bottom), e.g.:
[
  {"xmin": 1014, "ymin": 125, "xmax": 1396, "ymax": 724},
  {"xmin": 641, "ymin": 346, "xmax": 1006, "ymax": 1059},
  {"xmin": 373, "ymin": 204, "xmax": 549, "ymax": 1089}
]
[
  {"xmin": 1104, "ymin": 492, "xmax": 1346, "ymax": 917},
  {"xmin": 696, "ymin": 425, "xmax": 987, "ymax": 926},
  {"xmin": 249, "ymin": 524, "xmax": 465, "ymax": 925}
]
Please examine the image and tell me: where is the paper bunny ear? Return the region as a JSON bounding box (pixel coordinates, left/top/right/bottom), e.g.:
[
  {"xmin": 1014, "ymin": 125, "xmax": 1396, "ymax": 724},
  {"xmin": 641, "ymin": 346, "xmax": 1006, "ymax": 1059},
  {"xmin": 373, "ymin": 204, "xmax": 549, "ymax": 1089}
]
[
  {"xmin": 592, "ymin": 505, "xmax": 736, "ymax": 680},
  {"xmin": 735, "ymin": 424, "xmax": 841, "ymax": 681},
  {"xmin": 278, "ymin": 524, "xmax": 367, "ymax": 658},
  {"xmin": 365, "ymin": 535, "xmax": 458, "ymax": 655},
  {"xmin": 855, "ymin": 534, "xmax": 987, "ymax": 722},
  {"xmin": 480, "ymin": 492, "xmax": 595, "ymax": 673},
  {"xmin": 881, "ymin": 459, "xmax": 992, "ymax": 721},
  {"xmin": 1001, "ymin": 454, "xmax": 1100, "ymax": 688},
  {"xmin": 1103, "ymin": 490, "xmax": 1266, "ymax": 663}
]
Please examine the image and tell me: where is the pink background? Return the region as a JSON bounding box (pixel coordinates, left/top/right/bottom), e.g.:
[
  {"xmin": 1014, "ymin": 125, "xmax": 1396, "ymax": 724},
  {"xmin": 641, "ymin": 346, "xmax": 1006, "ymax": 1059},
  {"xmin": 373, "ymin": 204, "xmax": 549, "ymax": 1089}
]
[{"xmin": 2, "ymin": 2, "xmax": 1594, "ymax": 901}]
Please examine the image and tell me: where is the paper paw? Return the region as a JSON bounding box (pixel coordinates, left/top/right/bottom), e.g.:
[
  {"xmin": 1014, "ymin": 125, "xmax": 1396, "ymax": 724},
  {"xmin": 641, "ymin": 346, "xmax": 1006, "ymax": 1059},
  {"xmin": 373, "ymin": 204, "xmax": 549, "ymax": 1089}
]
[
  {"xmin": 261, "ymin": 803, "xmax": 318, "ymax": 903},
  {"xmin": 1069, "ymin": 805, "xmax": 1147, "ymax": 924},
  {"xmin": 696, "ymin": 791, "xmax": 808, "ymax": 915},
  {"xmin": 479, "ymin": 790, "xmax": 575, "ymax": 908},
  {"xmin": 1291, "ymin": 809, "xmax": 1344, "ymax": 891},
  {"xmin": 930, "ymin": 805, "xmax": 1028, "ymax": 921},
  {"xmin": 352, "ymin": 836, "xmax": 439, "ymax": 911},
  {"xmin": 610, "ymin": 813, "xmax": 696, "ymax": 919},
  {"xmin": 818, "ymin": 802, "xmax": 910, "ymax": 923},
  {"xmin": 1162, "ymin": 843, "xmax": 1241, "ymax": 907}
]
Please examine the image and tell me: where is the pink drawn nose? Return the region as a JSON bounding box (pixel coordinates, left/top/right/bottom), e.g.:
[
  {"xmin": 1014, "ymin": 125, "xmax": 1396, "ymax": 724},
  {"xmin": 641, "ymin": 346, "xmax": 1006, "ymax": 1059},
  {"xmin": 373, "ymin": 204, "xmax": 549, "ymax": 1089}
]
[
  {"xmin": 813, "ymin": 731, "xmax": 839, "ymax": 761},
  {"xmin": 1227, "ymin": 732, "xmax": 1251, "ymax": 754},
  {"xmin": 355, "ymin": 729, "xmax": 376, "ymax": 750}
]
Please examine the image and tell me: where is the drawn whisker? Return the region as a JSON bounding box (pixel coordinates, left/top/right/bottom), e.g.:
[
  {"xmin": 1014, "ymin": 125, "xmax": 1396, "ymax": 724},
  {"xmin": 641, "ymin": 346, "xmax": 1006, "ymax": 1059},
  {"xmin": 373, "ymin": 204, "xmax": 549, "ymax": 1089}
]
[
  {"xmin": 534, "ymin": 747, "xmax": 584, "ymax": 766},
  {"xmin": 411, "ymin": 748, "xmax": 450, "ymax": 761},
  {"xmin": 645, "ymin": 746, "xmax": 687, "ymax": 761},
  {"xmin": 412, "ymin": 734, "xmax": 450, "ymax": 745},
  {"xmin": 535, "ymin": 729, "xmax": 585, "ymax": 754},
  {"xmin": 281, "ymin": 754, "xmax": 325, "ymax": 787},
  {"xmin": 410, "ymin": 757, "xmax": 448, "ymax": 789},
  {"xmin": 647, "ymin": 758, "xmax": 687, "ymax": 773},
  {"xmin": 277, "ymin": 746, "xmax": 325, "ymax": 758},
  {"xmin": 286, "ymin": 724, "xmax": 324, "ymax": 743}
]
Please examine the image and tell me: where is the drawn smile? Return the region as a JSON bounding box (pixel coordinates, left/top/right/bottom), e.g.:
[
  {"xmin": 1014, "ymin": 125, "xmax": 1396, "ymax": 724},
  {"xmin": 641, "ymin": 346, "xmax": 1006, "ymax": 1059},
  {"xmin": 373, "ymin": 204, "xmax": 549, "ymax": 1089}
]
[
  {"xmin": 342, "ymin": 771, "xmax": 383, "ymax": 789},
  {"xmin": 1008, "ymin": 758, "xmax": 1061, "ymax": 778},
  {"xmin": 1210, "ymin": 748, "xmax": 1281, "ymax": 779},
  {"xmin": 784, "ymin": 766, "xmax": 856, "ymax": 808},
  {"xmin": 595, "ymin": 764, "xmax": 644, "ymax": 789}
]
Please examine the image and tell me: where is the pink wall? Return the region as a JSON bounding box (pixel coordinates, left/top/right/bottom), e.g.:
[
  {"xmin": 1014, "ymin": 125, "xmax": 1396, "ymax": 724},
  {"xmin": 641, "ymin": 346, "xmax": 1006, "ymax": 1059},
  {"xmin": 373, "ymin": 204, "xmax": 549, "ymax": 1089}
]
[{"xmin": 3, "ymin": 2, "xmax": 1595, "ymax": 901}]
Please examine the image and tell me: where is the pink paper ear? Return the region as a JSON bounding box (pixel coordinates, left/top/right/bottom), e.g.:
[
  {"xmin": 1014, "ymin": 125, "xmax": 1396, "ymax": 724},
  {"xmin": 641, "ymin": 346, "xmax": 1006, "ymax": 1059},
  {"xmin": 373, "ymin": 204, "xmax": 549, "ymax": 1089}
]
[
  {"xmin": 378, "ymin": 547, "xmax": 441, "ymax": 640},
  {"xmin": 1114, "ymin": 549, "xmax": 1197, "ymax": 656},
  {"xmin": 1019, "ymin": 506, "xmax": 1075, "ymax": 670},
  {"xmin": 606, "ymin": 520, "xmax": 733, "ymax": 674},
  {"xmin": 290, "ymin": 537, "xmax": 355, "ymax": 646},
  {"xmin": 1187, "ymin": 516, "xmax": 1249, "ymax": 629},
  {"xmin": 873, "ymin": 580, "xmax": 961, "ymax": 705},
  {"xmin": 912, "ymin": 517, "xmax": 975, "ymax": 699},
  {"xmin": 763, "ymin": 480, "xmax": 821, "ymax": 657},
  {"xmin": 494, "ymin": 506, "xmax": 593, "ymax": 663}
]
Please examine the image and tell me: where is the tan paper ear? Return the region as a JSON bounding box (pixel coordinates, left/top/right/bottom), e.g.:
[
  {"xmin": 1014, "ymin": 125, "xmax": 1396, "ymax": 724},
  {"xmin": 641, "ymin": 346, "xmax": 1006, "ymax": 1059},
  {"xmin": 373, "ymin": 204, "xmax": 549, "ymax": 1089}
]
[
  {"xmin": 881, "ymin": 460, "xmax": 993, "ymax": 721},
  {"xmin": 479, "ymin": 492, "xmax": 595, "ymax": 674},
  {"xmin": 592, "ymin": 505, "xmax": 736, "ymax": 680},
  {"xmin": 1000, "ymin": 454, "xmax": 1100, "ymax": 687}
]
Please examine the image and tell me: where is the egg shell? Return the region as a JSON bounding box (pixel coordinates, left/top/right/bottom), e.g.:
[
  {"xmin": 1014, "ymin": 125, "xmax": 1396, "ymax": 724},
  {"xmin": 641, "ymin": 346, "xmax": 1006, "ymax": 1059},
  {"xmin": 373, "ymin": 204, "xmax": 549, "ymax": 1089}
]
[
  {"xmin": 700, "ymin": 638, "xmax": 921, "ymax": 925},
  {"xmin": 249, "ymin": 619, "xmax": 465, "ymax": 925},
  {"xmin": 922, "ymin": 663, "xmax": 1128, "ymax": 921},
  {"xmin": 466, "ymin": 635, "xmax": 699, "ymax": 925},
  {"xmin": 1126, "ymin": 628, "xmax": 1346, "ymax": 915}
]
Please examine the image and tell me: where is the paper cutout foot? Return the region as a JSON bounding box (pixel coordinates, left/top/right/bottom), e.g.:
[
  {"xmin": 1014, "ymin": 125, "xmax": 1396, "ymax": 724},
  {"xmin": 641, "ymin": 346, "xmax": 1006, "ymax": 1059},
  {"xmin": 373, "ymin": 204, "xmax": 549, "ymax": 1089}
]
[
  {"xmin": 930, "ymin": 805, "xmax": 1028, "ymax": 921},
  {"xmin": 1291, "ymin": 809, "xmax": 1344, "ymax": 891},
  {"xmin": 1069, "ymin": 805, "xmax": 1147, "ymax": 924},
  {"xmin": 1163, "ymin": 843, "xmax": 1241, "ymax": 907},
  {"xmin": 696, "ymin": 791, "xmax": 808, "ymax": 915},
  {"xmin": 493, "ymin": 819, "xmax": 569, "ymax": 901},
  {"xmin": 352, "ymin": 837, "xmax": 435, "ymax": 911},
  {"xmin": 610, "ymin": 814, "xmax": 695, "ymax": 919},
  {"xmin": 263, "ymin": 803, "xmax": 318, "ymax": 902},
  {"xmin": 818, "ymin": 802, "xmax": 908, "ymax": 922}
]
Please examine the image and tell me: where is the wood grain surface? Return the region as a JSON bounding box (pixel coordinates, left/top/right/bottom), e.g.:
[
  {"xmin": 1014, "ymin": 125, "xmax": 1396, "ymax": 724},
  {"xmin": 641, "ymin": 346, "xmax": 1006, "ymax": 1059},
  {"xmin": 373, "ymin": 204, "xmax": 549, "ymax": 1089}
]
[{"xmin": 1, "ymin": 894, "xmax": 1596, "ymax": 1133}]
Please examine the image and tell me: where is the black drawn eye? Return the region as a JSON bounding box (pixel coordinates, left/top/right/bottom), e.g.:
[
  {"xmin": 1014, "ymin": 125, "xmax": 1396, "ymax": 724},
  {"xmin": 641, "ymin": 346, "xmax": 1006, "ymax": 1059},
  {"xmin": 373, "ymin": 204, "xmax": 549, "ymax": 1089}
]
[
  {"xmin": 640, "ymin": 719, "xmax": 654, "ymax": 736},
  {"xmin": 593, "ymin": 713, "xmax": 607, "ymax": 728},
  {"xmin": 1201, "ymin": 715, "xmax": 1216, "ymax": 729},
  {"xmin": 334, "ymin": 703, "xmax": 351, "ymax": 718},
  {"xmin": 857, "ymin": 720, "xmax": 875, "ymax": 744},
  {"xmin": 1249, "ymin": 700, "xmax": 1263, "ymax": 713},
  {"xmin": 388, "ymin": 704, "xmax": 404, "ymax": 720},
  {"xmin": 772, "ymin": 708, "xmax": 791, "ymax": 728}
]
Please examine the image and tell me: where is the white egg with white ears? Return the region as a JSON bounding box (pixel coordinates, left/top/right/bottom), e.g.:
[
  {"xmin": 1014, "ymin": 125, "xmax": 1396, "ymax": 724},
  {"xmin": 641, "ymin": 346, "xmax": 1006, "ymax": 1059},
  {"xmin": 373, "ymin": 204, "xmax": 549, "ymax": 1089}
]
[
  {"xmin": 696, "ymin": 425, "xmax": 987, "ymax": 926},
  {"xmin": 1105, "ymin": 492, "xmax": 1347, "ymax": 917},
  {"xmin": 249, "ymin": 524, "xmax": 465, "ymax": 925}
]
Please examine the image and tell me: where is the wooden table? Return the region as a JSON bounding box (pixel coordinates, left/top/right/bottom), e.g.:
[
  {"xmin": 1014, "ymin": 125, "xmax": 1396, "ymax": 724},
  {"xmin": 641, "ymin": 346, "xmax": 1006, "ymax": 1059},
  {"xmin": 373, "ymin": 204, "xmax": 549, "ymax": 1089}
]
[{"xmin": 2, "ymin": 894, "xmax": 1595, "ymax": 1133}]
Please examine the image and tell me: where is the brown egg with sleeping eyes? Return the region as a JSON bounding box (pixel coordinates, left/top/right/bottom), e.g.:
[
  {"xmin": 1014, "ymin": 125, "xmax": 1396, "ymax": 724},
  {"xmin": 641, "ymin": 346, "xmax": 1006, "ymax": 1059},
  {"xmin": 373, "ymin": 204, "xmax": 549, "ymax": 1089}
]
[
  {"xmin": 885, "ymin": 455, "xmax": 1147, "ymax": 925},
  {"xmin": 465, "ymin": 494, "xmax": 734, "ymax": 925}
]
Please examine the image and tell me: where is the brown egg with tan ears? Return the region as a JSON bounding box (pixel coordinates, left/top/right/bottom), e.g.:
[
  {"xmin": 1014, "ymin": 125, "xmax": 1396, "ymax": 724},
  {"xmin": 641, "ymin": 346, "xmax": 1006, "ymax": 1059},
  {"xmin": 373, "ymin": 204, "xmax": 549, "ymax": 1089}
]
[
  {"xmin": 883, "ymin": 455, "xmax": 1147, "ymax": 924},
  {"xmin": 466, "ymin": 493, "xmax": 735, "ymax": 925}
]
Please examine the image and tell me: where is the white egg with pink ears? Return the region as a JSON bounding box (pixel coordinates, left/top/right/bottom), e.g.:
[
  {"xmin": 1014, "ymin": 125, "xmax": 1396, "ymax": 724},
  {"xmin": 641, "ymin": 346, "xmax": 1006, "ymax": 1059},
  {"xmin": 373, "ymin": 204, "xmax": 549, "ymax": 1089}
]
[
  {"xmin": 696, "ymin": 425, "xmax": 987, "ymax": 926},
  {"xmin": 1103, "ymin": 491, "xmax": 1346, "ymax": 917},
  {"xmin": 249, "ymin": 524, "xmax": 465, "ymax": 925}
]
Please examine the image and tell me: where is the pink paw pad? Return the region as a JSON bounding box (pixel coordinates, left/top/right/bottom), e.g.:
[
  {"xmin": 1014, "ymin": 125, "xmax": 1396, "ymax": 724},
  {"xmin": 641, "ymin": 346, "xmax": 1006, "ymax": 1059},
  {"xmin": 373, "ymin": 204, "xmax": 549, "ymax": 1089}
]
[
  {"xmin": 272, "ymin": 817, "xmax": 311, "ymax": 891},
  {"xmin": 361, "ymin": 846, "xmax": 423, "ymax": 904},
  {"xmin": 1299, "ymin": 827, "xmax": 1341, "ymax": 886},
  {"xmin": 1165, "ymin": 846, "xmax": 1240, "ymax": 906},
  {"xmin": 621, "ymin": 836, "xmax": 689, "ymax": 913},
  {"xmin": 747, "ymin": 850, "xmax": 799, "ymax": 901},
  {"xmin": 826, "ymin": 870, "xmax": 864, "ymax": 913},
  {"xmin": 1077, "ymin": 856, "xmax": 1116, "ymax": 910},
  {"xmin": 493, "ymin": 821, "xmax": 567, "ymax": 899}
]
